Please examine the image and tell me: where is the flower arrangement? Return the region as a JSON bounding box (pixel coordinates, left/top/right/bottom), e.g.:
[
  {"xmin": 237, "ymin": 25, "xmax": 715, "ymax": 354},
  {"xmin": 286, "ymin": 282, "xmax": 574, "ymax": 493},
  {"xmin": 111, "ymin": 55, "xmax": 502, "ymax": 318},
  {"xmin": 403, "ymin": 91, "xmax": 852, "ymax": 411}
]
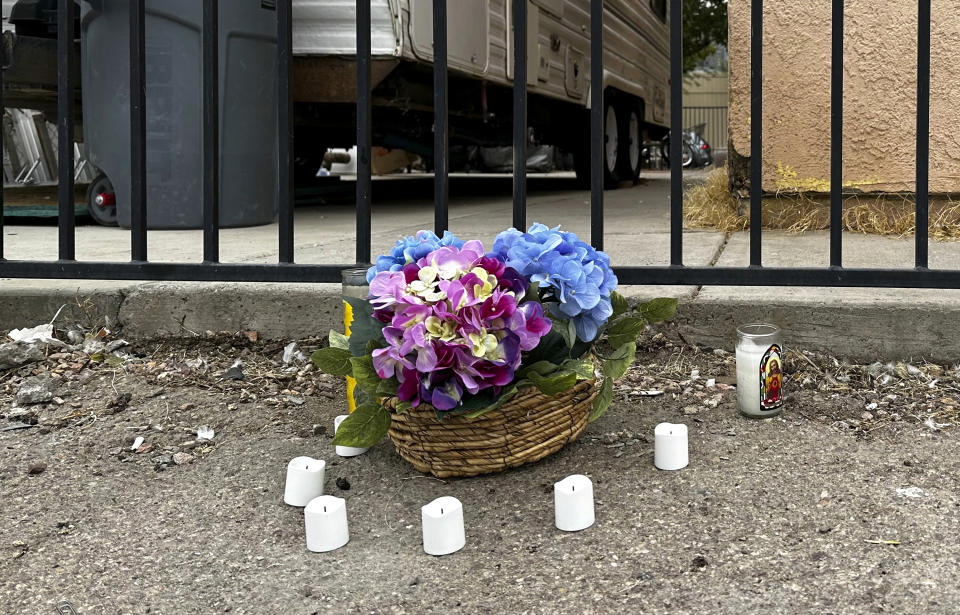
[{"xmin": 312, "ymin": 225, "xmax": 677, "ymax": 450}]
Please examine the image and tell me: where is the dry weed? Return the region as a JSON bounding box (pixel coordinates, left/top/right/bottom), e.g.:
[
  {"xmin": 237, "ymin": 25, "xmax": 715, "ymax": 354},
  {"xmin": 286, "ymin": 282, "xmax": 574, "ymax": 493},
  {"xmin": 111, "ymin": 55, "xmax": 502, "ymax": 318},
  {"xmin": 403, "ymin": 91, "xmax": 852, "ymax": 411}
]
[{"xmin": 684, "ymin": 166, "xmax": 960, "ymax": 240}]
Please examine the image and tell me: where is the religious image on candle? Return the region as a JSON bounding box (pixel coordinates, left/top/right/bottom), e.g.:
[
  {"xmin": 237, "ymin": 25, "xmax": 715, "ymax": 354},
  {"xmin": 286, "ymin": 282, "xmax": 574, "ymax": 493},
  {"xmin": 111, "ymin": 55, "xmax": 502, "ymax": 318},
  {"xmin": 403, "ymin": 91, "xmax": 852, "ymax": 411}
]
[
  {"xmin": 736, "ymin": 324, "xmax": 784, "ymax": 418},
  {"xmin": 759, "ymin": 344, "xmax": 783, "ymax": 411}
]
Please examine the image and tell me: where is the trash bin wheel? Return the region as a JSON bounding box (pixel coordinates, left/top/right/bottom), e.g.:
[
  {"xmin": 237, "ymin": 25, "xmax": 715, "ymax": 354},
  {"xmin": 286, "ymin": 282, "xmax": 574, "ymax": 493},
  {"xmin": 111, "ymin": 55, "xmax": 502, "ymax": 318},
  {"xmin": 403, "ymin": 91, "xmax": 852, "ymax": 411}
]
[{"xmin": 87, "ymin": 173, "xmax": 118, "ymax": 227}]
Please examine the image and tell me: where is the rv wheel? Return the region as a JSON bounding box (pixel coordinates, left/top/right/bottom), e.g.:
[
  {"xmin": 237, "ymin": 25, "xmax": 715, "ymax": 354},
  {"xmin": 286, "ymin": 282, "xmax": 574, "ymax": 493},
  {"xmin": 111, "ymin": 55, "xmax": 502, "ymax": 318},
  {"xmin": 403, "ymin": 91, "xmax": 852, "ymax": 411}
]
[
  {"xmin": 617, "ymin": 103, "xmax": 643, "ymax": 183},
  {"xmin": 574, "ymin": 93, "xmax": 623, "ymax": 188}
]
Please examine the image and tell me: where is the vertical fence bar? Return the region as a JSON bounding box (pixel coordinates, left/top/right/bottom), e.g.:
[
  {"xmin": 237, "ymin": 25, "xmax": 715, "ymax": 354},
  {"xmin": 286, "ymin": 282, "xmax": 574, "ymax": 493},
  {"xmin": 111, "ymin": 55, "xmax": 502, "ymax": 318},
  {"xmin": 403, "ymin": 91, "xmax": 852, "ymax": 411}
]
[
  {"xmin": 202, "ymin": 0, "xmax": 219, "ymax": 263},
  {"xmin": 589, "ymin": 0, "xmax": 603, "ymax": 251},
  {"xmin": 830, "ymin": 0, "xmax": 843, "ymax": 267},
  {"xmin": 130, "ymin": 0, "xmax": 147, "ymax": 262},
  {"xmin": 278, "ymin": 0, "xmax": 294, "ymax": 263},
  {"xmin": 0, "ymin": 58, "xmax": 4, "ymax": 260},
  {"xmin": 433, "ymin": 0, "xmax": 448, "ymax": 234},
  {"xmin": 829, "ymin": 0, "xmax": 843, "ymax": 268},
  {"xmin": 915, "ymin": 0, "xmax": 930, "ymax": 269},
  {"xmin": 57, "ymin": 0, "xmax": 75, "ymax": 261},
  {"xmin": 749, "ymin": 0, "xmax": 762, "ymax": 267},
  {"xmin": 669, "ymin": 0, "xmax": 682, "ymax": 265},
  {"xmin": 512, "ymin": 0, "xmax": 527, "ymax": 230},
  {"xmin": 356, "ymin": 0, "xmax": 372, "ymax": 264}
]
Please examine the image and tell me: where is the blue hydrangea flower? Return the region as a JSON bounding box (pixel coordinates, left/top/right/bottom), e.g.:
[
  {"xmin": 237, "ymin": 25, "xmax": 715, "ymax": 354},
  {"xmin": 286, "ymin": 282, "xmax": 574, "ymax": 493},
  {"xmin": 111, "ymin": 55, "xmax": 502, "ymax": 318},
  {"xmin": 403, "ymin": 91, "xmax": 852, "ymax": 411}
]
[
  {"xmin": 489, "ymin": 223, "xmax": 617, "ymax": 342},
  {"xmin": 366, "ymin": 230, "xmax": 465, "ymax": 282}
]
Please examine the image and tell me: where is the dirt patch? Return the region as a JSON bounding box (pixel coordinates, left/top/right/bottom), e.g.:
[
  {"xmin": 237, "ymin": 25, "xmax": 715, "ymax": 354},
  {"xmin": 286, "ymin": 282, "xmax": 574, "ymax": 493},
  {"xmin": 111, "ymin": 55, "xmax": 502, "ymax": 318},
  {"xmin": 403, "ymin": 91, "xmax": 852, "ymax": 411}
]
[{"xmin": 3, "ymin": 332, "xmax": 960, "ymax": 613}]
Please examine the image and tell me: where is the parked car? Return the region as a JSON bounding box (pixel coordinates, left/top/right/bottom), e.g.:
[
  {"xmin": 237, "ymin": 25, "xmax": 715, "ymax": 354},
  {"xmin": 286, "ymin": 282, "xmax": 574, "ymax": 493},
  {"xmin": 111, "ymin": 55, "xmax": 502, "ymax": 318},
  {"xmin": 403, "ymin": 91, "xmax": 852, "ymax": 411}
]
[{"xmin": 660, "ymin": 124, "xmax": 713, "ymax": 169}]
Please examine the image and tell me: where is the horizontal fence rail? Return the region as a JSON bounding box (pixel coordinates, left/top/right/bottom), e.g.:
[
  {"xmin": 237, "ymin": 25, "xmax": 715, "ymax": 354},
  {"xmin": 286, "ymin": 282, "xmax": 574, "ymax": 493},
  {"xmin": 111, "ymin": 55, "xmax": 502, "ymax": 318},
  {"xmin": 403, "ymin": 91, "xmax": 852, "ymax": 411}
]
[{"xmin": 0, "ymin": 0, "xmax": 944, "ymax": 292}]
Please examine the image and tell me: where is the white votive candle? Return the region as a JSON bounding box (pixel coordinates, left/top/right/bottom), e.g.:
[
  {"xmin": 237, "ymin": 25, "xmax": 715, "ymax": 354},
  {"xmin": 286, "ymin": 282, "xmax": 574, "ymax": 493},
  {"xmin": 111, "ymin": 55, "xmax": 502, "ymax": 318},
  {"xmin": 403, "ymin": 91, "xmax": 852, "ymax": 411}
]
[
  {"xmin": 334, "ymin": 414, "xmax": 370, "ymax": 457},
  {"xmin": 654, "ymin": 422, "xmax": 688, "ymax": 470},
  {"xmin": 283, "ymin": 456, "xmax": 325, "ymax": 507},
  {"xmin": 304, "ymin": 495, "xmax": 349, "ymax": 552},
  {"xmin": 421, "ymin": 496, "xmax": 465, "ymax": 556},
  {"xmin": 735, "ymin": 324, "xmax": 784, "ymax": 418},
  {"xmin": 554, "ymin": 474, "xmax": 595, "ymax": 532}
]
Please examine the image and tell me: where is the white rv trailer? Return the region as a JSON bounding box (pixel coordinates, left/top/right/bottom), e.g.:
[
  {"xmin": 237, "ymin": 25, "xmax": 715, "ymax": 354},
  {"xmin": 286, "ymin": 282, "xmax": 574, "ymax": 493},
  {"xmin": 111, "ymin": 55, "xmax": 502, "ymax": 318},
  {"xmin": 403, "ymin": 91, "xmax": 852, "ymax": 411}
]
[
  {"xmin": 291, "ymin": 0, "xmax": 670, "ymax": 185},
  {"xmin": 0, "ymin": 0, "xmax": 670, "ymax": 186}
]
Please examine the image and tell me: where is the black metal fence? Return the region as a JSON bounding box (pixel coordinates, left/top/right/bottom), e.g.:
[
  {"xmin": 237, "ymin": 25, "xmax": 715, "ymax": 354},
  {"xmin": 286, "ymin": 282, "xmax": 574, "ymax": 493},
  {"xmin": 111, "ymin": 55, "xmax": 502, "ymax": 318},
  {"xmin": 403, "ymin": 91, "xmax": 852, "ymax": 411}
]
[{"xmin": 0, "ymin": 0, "xmax": 952, "ymax": 289}]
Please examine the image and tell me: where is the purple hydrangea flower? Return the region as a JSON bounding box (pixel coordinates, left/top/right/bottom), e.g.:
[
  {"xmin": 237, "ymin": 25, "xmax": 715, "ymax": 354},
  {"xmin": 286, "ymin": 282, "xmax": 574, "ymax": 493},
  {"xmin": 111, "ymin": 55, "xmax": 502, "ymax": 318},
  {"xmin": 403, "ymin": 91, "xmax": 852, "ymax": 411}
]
[{"xmin": 368, "ymin": 239, "xmax": 551, "ymax": 411}]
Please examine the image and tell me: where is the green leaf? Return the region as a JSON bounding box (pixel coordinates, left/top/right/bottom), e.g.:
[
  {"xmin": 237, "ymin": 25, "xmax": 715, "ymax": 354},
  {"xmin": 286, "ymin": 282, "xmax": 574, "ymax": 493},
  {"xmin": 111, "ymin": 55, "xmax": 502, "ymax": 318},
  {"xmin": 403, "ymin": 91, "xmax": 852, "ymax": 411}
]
[
  {"xmin": 332, "ymin": 402, "xmax": 391, "ymax": 447},
  {"xmin": 547, "ymin": 314, "xmax": 577, "ymax": 348},
  {"xmin": 376, "ymin": 377, "xmax": 399, "ymax": 398},
  {"xmin": 561, "ymin": 357, "xmax": 595, "ymax": 380},
  {"xmin": 395, "ymin": 400, "xmax": 412, "ymax": 413},
  {"xmin": 637, "ymin": 297, "xmax": 678, "ymax": 324},
  {"xmin": 522, "ymin": 282, "xmax": 540, "ymax": 304},
  {"xmin": 349, "ymin": 355, "xmax": 380, "ymax": 396},
  {"xmin": 343, "ymin": 296, "xmax": 384, "ymax": 357},
  {"xmin": 606, "ymin": 316, "xmax": 646, "ymax": 349},
  {"xmin": 328, "ymin": 330, "xmax": 350, "ymax": 350},
  {"xmin": 463, "ymin": 384, "xmax": 519, "ymax": 419},
  {"xmin": 527, "ymin": 369, "xmax": 578, "ymax": 396},
  {"xmin": 589, "ymin": 378, "xmax": 614, "ymax": 422},
  {"xmin": 455, "ymin": 390, "xmax": 498, "ymax": 413},
  {"xmin": 519, "ymin": 360, "xmax": 560, "ymax": 378},
  {"xmin": 310, "ymin": 347, "xmax": 353, "ymax": 376},
  {"xmin": 569, "ymin": 339, "xmax": 593, "ymax": 361},
  {"xmin": 602, "ymin": 342, "xmax": 636, "ymax": 381},
  {"xmin": 353, "ymin": 387, "xmax": 371, "ymax": 407},
  {"xmin": 524, "ymin": 330, "xmax": 570, "ymax": 365},
  {"xmin": 610, "ymin": 291, "xmax": 629, "ymax": 318},
  {"xmin": 565, "ymin": 318, "xmax": 577, "ymax": 347}
]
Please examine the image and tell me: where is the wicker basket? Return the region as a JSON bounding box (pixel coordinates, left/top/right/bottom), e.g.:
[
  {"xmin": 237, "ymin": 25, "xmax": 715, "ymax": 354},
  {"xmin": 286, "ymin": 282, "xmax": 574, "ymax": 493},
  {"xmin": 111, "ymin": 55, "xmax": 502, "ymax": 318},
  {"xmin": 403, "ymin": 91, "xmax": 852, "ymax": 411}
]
[{"xmin": 385, "ymin": 378, "xmax": 600, "ymax": 478}]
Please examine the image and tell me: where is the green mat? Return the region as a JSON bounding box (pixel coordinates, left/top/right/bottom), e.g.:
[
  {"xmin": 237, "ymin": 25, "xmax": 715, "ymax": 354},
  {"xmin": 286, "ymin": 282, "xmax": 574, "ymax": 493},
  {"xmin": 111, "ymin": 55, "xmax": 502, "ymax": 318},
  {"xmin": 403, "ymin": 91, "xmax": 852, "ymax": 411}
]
[{"xmin": 3, "ymin": 205, "xmax": 89, "ymax": 218}]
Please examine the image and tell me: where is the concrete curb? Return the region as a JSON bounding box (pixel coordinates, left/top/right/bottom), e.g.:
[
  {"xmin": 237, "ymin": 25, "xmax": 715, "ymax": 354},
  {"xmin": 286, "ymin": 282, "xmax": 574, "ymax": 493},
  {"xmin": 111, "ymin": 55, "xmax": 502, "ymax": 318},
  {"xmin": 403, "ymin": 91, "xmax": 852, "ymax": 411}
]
[
  {"xmin": 0, "ymin": 282, "xmax": 126, "ymax": 331},
  {"xmin": 0, "ymin": 280, "xmax": 953, "ymax": 362},
  {"xmin": 678, "ymin": 294, "xmax": 960, "ymax": 363},
  {"xmin": 118, "ymin": 282, "xmax": 345, "ymax": 339},
  {"xmin": 0, "ymin": 281, "xmax": 342, "ymax": 341}
]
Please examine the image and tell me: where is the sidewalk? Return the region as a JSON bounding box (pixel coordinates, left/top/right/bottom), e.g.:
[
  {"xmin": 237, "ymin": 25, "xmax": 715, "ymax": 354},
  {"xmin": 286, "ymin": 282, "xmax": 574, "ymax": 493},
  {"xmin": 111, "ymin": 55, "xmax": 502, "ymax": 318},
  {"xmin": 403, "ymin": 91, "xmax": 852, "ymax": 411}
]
[{"xmin": 2, "ymin": 171, "xmax": 959, "ymax": 360}]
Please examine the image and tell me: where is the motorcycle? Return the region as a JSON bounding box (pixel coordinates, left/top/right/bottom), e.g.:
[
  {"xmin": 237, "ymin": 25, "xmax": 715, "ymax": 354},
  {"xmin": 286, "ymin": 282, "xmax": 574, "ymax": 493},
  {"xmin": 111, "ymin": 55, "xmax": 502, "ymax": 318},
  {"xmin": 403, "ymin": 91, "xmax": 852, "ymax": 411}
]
[{"xmin": 659, "ymin": 124, "xmax": 713, "ymax": 169}]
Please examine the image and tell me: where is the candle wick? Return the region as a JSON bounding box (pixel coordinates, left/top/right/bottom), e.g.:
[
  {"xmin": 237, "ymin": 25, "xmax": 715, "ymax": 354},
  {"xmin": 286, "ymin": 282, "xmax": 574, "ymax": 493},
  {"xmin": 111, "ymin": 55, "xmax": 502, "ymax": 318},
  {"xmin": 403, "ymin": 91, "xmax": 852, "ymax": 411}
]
[
  {"xmin": 441, "ymin": 508, "xmax": 444, "ymax": 515},
  {"xmin": 572, "ymin": 485, "xmax": 575, "ymax": 492},
  {"xmin": 324, "ymin": 506, "xmax": 327, "ymax": 513}
]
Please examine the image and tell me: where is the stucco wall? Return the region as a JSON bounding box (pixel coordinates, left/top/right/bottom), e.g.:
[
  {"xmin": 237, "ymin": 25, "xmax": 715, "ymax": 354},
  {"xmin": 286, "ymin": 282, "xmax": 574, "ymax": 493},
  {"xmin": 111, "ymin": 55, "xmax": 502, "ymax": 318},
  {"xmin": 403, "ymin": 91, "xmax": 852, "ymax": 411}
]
[{"xmin": 729, "ymin": 0, "xmax": 960, "ymax": 193}]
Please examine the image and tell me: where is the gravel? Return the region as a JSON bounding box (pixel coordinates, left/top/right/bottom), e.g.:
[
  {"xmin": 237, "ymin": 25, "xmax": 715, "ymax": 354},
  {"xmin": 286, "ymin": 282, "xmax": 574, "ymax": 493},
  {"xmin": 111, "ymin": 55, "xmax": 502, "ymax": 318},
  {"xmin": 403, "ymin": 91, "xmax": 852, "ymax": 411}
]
[
  {"xmin": 0, "ymin": 341, "xmax": 45, "ymax": 370},
  {"xmin": 15, "ymin": 376, "xmax": 55, "ymax": 405},
  {"xmin": 2, "ymin": 334, "xmax": 960, "ymax": 613}
]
